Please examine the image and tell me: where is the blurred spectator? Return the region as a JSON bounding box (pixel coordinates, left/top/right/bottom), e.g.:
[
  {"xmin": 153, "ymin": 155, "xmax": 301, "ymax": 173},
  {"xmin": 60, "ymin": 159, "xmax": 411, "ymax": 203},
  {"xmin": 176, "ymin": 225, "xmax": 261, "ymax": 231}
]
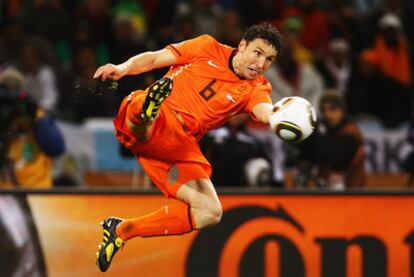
[
  {"xmin": 146, "ymin": 1, "xmax": 178, "ymax": 48},
  {"xmin": 282, "ymin": 16, "xmax": 313, "ymax": 64},
  {"xmin": 175, "ymin": 0, "xmax": 223, "ymax": 35},
  {"xmin": 72, "ymin": 0, "xmax": 112, "ymax": 46},
  {"xmin": 201, "ymin": 114, "xmax": 271, "ymax": 187},
  {"xmin": 236, "ymin": 0, "xmax": 285, "ymax": 27},
  {"xmin": 109, "ymin": 14, "xmax": 148, "ymax": 64},
  {"xmin": 173, "ymin": 14, "xmax": 198, "ymax": 42},
  {"xmin": 315, "ymin": 37, "xmax": 367, "ymax": 116},
  {"xmin": 111, "ymin": 0, "xmax": 147, "ymax": 39},
  {"xmin": 0, "ymin": 18, "xmax": 25, "ymax": 65},
  {"xmin": 298, "ymin": 90, "xmax": 366, "ymax": 188},
  {"xmin": 326, "ymin": 1, "xmax": 355, "ymax": 42},
  {"xmin": 22, "ymin": 0, "xmax": 71, "ymax": 45},
  {"xmin": 0, "ymin": 68, "xmax": 65, "ymax": 188},
  {"xmin": 360, "ymin": 13, "xmax": 412, "ymax": 127},
  {"xmin": 280, "ymin": 0, "xmax": 331, "ymax": 54},
  {"xmin": 316, "ymin": 38, "xmax": 351, "ymax": 93},
  {"xmin": 69, "ymin": 19, "xmax": 110, "ymax": 67},
  {"xmin": 10, "ymin": 40, "xmax": 59, "ymax": 112},
  {"xmin": 362, "ymin": 13, "xmax": 411, "ymax": 87},
  {"xmin": 20, "ymin": 0, "xmax": 72, "ymax": 69},
  {"xmin": 329, "ymin": 0, "xmax": 382, "ymax": 52},
  {"xmin": 265, "ymin": 45, "xmax": 324, "ymax": 111},
  {"xmin": 63, "ymin": 0, "xmax": 113, "ymax": 68},
  {"xmin": 215, "ymin": 9, "xmax": 245, "ymax": 47}
]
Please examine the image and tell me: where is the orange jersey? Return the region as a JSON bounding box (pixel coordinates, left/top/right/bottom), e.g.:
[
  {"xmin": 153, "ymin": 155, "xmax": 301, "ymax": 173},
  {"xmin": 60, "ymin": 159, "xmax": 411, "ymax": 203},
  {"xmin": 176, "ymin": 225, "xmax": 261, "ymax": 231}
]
[{"xmin": 162, "ymin": 35, "xmax": 272, "ymax": 138}]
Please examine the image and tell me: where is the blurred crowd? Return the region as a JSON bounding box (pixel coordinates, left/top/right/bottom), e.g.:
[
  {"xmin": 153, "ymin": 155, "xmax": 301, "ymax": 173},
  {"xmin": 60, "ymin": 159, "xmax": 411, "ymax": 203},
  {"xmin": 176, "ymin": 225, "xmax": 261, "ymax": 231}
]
[{"xmin": 0, "ymin": 0, "xmax": 413, "ymax": 189}]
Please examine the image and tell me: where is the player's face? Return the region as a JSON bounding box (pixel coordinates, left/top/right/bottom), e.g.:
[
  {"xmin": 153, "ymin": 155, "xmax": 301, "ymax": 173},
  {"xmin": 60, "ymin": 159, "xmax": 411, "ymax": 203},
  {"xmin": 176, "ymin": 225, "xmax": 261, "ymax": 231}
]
[
  {"xmin": 237, "ymin": 38, "xmax": 278, "ymax": 79},
  {"xmin": 321, "ymin": 104, "xmax": 344, "ymax": 127}
]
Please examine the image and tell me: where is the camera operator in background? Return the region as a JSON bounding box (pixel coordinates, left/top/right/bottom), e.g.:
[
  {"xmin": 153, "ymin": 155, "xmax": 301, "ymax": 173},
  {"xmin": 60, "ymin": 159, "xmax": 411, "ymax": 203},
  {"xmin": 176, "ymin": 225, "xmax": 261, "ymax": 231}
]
[
  {"xmin": 0, "ymin": 68, "xmax": 65, "ymax": 188},
  {"xmin": 200, "ymin": 114, "xmax": 272, "ymax": 187},
  {"xmin": 293, "ymin": 90, "xmax": 366, "ymax": 189}
]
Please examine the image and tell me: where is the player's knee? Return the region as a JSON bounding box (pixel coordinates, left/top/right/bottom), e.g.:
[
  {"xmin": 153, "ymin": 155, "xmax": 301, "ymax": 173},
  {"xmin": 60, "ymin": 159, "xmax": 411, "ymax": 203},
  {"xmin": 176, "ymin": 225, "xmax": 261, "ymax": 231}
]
[
  {"xmin": 201, "ymin": 202, "xmax": 222, "ymax": 227},
  {"xmin": 209, "ymin": 202, "xmax": 223, "ymax": 225}
]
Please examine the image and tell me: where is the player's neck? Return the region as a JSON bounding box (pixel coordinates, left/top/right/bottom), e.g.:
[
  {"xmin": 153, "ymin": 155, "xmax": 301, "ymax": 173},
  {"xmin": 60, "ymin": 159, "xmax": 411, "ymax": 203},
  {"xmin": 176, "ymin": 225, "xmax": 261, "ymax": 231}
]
[{"xmin": 231, "ymin": 51, "xmax": 245, "ymax": 79}]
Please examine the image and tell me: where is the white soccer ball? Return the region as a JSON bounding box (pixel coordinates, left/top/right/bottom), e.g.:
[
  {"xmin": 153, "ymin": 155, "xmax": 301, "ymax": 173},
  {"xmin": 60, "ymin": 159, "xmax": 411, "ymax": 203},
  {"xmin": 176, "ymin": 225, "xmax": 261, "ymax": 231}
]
[{"xmin": 269, "ymin": 96, "xmax": 317, "ymax": 143}]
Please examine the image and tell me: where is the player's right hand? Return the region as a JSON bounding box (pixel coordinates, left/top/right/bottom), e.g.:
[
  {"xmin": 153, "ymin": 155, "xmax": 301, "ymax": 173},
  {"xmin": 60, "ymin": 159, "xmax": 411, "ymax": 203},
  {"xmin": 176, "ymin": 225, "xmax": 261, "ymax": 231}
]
[{"xmin": 93, "ymin": 64, "xmax": 126, "ymax": 81}]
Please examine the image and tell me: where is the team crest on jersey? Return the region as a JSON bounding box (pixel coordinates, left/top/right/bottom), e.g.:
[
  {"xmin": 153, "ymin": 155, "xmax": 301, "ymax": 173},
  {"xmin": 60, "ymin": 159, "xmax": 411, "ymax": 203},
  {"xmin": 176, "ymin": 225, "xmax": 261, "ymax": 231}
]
[{"xmin": 237, "ymin": 84, "xmax": 248, "ymax": 92}]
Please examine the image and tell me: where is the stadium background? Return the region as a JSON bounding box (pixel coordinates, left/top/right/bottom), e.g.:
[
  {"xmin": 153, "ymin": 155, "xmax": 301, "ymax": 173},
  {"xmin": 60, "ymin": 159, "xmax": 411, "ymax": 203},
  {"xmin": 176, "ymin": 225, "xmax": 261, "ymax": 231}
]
[{"xmin": 1, "ymin": 0, "xmax": 414, "ymax": 276}]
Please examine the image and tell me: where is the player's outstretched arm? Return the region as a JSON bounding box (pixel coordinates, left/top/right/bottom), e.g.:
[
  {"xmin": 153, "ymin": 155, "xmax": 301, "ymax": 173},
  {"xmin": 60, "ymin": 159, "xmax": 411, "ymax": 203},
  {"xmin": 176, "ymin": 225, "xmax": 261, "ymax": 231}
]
[
  {"xmin": 252, "ymin": 102, "xmax": 273, "ymax": 124},
  {"xmin": 93, "ymin": 48, "xmax": 177, "ymax": 81}
]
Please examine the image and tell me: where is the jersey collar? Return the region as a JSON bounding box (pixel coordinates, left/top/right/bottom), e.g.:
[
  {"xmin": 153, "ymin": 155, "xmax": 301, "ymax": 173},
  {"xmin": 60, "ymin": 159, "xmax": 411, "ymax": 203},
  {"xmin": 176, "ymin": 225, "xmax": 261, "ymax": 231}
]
[{"xmin": 228, "ymin": 49, "xmax": 245, "ymax": 80}]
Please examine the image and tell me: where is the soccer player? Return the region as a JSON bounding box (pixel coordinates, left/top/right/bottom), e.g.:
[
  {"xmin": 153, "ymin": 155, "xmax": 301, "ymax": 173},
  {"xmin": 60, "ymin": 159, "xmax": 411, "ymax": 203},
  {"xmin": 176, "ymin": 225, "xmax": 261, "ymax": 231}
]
[{"xmin": 93, "ymin": 23, "xmax": 281, "ymax": 272}]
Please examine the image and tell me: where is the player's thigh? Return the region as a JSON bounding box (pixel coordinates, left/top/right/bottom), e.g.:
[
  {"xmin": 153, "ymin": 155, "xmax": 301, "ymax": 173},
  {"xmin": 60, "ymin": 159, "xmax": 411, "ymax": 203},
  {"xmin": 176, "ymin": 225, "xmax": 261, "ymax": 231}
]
[
  {"xmin": 140, "ymin": 158, "xmax": 213, "ymax": 199},
  {"xmin": 176, "ymin": 178, "xmax": 221, "ymax": 208}
]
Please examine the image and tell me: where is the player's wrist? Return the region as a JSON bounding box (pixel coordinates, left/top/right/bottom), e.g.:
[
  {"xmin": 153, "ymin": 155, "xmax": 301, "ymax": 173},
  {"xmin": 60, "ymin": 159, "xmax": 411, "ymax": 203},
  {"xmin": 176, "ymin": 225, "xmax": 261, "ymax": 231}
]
[{"xmin": 116, "ymin": 64, "xmax": 129, "ymax": 76}]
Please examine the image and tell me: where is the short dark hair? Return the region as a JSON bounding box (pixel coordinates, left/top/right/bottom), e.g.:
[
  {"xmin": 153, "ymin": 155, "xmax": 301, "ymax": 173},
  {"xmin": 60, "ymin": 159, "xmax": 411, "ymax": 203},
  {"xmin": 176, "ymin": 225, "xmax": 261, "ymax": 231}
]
[
  {"xmin": 242, "ymin": 22, "xmax": 282, "ymax": 53},
  {"xmin": 319, "ymin": 89, "xmax": 346, "ymax": 112}
]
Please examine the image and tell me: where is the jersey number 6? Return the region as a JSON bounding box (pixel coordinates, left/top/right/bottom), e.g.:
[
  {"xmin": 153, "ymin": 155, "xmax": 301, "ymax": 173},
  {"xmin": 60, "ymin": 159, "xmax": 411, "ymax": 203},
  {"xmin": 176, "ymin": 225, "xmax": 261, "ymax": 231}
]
[{"xmin": 199, "ymin": 79, "xmax": 217, "ymax": 101}]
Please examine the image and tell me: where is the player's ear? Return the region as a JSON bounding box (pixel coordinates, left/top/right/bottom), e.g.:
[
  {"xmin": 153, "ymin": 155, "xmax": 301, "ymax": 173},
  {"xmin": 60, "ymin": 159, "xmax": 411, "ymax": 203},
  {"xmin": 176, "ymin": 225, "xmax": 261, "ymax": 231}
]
[{"xmin": 238, "ymin": 39, "xmax": 247, "ymax": 52}]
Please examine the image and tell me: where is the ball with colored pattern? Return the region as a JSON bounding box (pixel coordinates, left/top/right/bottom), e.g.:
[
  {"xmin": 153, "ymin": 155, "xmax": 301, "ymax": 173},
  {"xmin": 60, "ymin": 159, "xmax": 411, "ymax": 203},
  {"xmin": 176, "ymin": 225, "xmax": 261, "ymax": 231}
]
[{"xmin": 269, "ymin": 96, "xmax": 317, "ymax": 143}]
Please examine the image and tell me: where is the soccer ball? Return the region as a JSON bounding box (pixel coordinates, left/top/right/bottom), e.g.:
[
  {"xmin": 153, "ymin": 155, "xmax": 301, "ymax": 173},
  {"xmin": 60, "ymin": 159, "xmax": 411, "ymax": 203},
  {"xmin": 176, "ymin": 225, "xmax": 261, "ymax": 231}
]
[{"xmin": 269, "ymin": 96, "xmax": 317, "ymax": 143}]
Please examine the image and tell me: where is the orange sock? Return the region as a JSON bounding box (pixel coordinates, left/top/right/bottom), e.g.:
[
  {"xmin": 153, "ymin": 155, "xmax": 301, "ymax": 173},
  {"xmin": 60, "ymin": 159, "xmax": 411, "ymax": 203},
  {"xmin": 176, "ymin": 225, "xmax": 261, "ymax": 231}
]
[{"xmin": 116, "ymin": 202, "xmax": 196, "ymax": 241}]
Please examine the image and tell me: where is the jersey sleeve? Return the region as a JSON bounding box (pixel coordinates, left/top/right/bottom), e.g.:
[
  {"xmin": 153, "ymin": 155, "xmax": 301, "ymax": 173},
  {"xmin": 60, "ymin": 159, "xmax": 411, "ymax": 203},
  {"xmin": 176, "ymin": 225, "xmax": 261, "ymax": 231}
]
[
  {"xmin": 166, "ymin": 35, "xmax": 216, "ymax": 65},
  {"xmin": 244, "ymin": 80, "xmax": 272, "ymax": 121}
]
